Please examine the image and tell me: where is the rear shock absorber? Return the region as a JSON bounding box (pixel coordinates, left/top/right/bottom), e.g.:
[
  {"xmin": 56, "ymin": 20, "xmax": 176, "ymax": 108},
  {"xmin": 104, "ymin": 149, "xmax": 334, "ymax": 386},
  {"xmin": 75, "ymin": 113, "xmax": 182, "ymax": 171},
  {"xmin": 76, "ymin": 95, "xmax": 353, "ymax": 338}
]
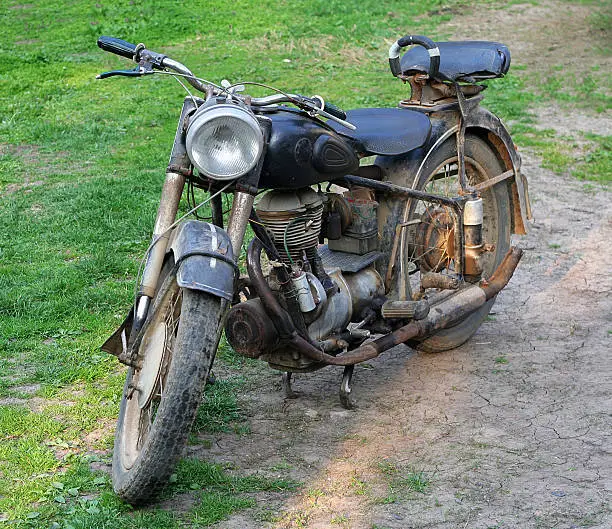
[{"xmin": 463, "ymin": 197, "xmax": 484, "ymax": 280}]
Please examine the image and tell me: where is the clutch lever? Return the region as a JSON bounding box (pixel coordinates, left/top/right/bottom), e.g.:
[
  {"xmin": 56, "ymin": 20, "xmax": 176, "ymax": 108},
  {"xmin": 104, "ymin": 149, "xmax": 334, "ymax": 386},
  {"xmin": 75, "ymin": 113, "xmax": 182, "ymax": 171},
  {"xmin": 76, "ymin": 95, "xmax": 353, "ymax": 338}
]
[
  {"xmin": 96, "ymin": 67, "xmax": 153, "ymax": 80},
  {"xmin": 299, "ymin": 96, "xmax": 356, "ymax": 130}
]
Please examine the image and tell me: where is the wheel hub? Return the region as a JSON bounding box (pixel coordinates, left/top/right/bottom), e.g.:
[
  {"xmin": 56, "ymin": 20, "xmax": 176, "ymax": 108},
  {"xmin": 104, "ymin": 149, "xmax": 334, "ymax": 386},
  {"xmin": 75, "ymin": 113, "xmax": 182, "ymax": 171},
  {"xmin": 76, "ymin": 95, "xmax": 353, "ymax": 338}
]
[
  {"xmin": 415, "ymin": 207, "xmax": 455, "ymax": 272},
  {"xmin": 134, "ymin": 287, "xmax": 180, "ymax": 409}
]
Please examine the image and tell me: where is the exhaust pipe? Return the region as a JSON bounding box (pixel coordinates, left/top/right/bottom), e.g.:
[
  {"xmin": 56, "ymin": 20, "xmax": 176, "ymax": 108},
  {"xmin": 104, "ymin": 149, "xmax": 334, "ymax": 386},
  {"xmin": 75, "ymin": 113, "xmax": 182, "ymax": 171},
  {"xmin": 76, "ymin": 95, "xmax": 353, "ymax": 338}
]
[{"xmin": 292, "ymin": 247, "xmax": 523, "ymax": 366}]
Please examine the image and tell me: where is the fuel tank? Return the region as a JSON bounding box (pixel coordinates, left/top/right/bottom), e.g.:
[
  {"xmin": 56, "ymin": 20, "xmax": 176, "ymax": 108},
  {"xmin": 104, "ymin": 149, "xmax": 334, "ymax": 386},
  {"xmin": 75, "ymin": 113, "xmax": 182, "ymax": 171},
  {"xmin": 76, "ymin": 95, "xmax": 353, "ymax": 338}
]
[{"xmin": 256, "ymin": 108, "xmax": 359, "ymax": 189}]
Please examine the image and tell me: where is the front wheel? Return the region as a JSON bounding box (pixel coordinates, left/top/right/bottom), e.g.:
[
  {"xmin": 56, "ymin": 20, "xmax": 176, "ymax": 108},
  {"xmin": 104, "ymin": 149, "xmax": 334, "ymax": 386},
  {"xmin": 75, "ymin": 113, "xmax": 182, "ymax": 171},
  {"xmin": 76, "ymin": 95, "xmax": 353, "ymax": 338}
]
[
  {"xmin": 404, "ymin": 134, "xmax": 511, "ymax": 352},
  {"xmin": 112, "ymin": 267, "xmax": 227, "ymax": 505}
]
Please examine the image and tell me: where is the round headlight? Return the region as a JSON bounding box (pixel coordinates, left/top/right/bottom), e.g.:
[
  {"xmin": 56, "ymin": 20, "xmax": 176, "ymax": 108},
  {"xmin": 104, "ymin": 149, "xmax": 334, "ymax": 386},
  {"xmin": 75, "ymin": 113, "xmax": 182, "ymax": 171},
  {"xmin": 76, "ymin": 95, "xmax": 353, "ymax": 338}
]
[{"xmin": 186, "ymin": 103, "xmax": 264, "ymax": 181}]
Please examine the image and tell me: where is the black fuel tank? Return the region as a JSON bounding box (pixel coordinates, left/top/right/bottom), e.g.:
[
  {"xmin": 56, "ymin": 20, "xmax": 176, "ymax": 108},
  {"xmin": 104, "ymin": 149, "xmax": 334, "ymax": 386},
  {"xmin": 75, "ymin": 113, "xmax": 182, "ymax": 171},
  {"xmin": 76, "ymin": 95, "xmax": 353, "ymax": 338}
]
[{"xmin": 258, "ymin": 109, "xmax": 359, "ymax": 189}]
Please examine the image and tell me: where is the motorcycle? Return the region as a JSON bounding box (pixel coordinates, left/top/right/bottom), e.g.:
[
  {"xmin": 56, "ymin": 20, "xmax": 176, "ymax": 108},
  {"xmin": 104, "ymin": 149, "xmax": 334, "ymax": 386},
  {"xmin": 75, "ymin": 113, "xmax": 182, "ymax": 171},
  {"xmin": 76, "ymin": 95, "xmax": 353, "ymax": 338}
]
[{"xmin": 97, "ymin": 34, "xmax": 531, "ymax": 505}]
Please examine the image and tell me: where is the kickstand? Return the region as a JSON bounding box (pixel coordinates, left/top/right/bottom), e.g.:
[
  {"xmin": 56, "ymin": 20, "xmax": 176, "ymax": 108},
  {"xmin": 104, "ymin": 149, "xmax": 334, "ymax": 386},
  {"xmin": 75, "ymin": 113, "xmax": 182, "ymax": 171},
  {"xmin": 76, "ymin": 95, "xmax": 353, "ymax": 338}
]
[
  {"xmin": 206, "ymin": 370, "xmax": 216, "ymax": 386},
  {"xmin": 339, "ymin": 365, "xmax": 356, "ymax": 410},
  {"xmin": 282, "ymin": 372, "xmax": 298, "ymax": 399}
]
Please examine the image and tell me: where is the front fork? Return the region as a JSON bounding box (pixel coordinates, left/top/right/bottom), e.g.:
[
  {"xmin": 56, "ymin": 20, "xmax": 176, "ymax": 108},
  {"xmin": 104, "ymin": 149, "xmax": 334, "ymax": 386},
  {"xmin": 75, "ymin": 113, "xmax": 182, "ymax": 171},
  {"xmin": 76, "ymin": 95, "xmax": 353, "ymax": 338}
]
[{"xmin": 133, "ymin": 171, "xmax": 254, "ymax": 335}]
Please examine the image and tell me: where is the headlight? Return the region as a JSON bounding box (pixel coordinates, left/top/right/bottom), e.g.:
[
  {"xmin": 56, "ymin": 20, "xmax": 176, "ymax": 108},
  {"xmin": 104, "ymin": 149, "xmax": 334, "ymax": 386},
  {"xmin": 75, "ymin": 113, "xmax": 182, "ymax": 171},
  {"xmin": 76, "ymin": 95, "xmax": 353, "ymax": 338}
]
[{"xmin": 186, "ymin": 103, "xmax": 264, "ymax": 181}]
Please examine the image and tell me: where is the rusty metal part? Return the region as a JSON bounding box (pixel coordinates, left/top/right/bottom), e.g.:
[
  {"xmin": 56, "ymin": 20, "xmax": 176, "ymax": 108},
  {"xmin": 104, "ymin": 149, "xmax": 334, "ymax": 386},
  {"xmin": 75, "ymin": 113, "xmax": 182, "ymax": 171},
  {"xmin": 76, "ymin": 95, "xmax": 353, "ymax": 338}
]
[
  {"xmin": 415, "ymin": 208, "xmax": 455, "ymax": 272},
  {"xmin": 377, "ymin": 106, "xmax": 530, "ymax": 299},
  {"xmin": 245, "ymin": 224, "xmax": 522, "ymax": 368},
  {"xmin": 344, "ymin": 174, "xmax": 464, "ymax": 209},
  {"xmin": 319, "ymin": 328, "xmax": 370, "ymax": 353},
  {"xmin": 167, "ymin": 96, "xmax": 198, "ymax": 176},
  {"xmin": 454, "ymin": 85, "xmax": 476, "ymax": 196},
  {"xmin": 463, "ymin": 231, "xmax": 483, "ymax": 277},
  {"xmin": 385, "ymin": 218, "xmax": 421, "ymax": 291},
  {"xmin": 406, "ymin": 73, "xmax": 428, "ymax": 104},
  {"xmin": 325, "ymin": 193, "xmax": 353, "ymax": 233},
  {"xmin": 404, "ymin": 76, "xmax": 484, "ymax": 107},
  {"xmin": 486, "ymin": 131, "xmax": 528, "ymax": 236},
  {"xmin": 479, "ymin": 246, "xmax": 523, "ymax": 299},
  {"xmin": 288, "ymin": 247, "xmax": 523, "ymax": 366},
  {"xmin": 346, "ymin": 172, "xmax": 467, "ymax": 294},
  {"xmin": 227, "ymin": 191, "xmax": 255, "ymax": 258},
  {"xmin": 246, "ymin": 238, "xmax": 302, "ymax": 339},
  {"xmin": 462, "ymin": 198, "xmax": 484, "ymax": 278},
  {"xmin": 225, "ymin": 298, "xmax": 279, "ymax": 358},
  {"xmin": 471, "ymin": 169, "xmax": 514, "ymax": 192},
  {"xmin": 421, "ymin": 272, "xmax": 460, "ymax": 290},
  {"xmin": 211, "ymin": 192, "xmax": 224, "ymax": 228},
  {"xmin": 140, "ymin": 171, "xmax": 186, "ymax": 298}
]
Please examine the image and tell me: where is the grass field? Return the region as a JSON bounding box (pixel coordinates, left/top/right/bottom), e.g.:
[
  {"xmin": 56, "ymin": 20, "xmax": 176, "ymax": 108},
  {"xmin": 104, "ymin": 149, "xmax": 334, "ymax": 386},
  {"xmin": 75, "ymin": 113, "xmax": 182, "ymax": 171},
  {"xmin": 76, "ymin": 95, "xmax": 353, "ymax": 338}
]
[{"xmin": 0, "ymin": 0, "xmax": 610, "ymax": 527}]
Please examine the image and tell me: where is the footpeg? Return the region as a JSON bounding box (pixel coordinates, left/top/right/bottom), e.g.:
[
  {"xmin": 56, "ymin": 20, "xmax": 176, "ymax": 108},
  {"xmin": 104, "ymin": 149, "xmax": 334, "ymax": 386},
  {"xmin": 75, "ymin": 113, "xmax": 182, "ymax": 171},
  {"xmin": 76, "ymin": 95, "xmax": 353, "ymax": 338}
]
[{"xmin": 381, "ymin": 299, "xmax": 430, "ymax": 320}]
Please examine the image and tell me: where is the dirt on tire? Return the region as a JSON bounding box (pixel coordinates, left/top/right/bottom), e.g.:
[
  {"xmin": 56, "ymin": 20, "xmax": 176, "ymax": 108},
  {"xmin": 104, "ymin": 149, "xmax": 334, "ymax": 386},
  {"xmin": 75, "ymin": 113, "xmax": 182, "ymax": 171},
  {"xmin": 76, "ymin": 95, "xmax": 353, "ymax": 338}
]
[{"xmin": 181, "ymin": 2, "xmax": 611, "ymax": 527}]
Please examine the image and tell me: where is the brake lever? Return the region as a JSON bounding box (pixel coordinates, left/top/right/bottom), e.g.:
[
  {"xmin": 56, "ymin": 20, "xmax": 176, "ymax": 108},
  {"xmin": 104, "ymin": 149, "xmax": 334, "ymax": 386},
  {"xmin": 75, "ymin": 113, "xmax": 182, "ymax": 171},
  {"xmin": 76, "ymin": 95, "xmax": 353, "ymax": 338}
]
[{"xmin": 96, "ymin": 67, "xmax": 153, "ymax": 80}]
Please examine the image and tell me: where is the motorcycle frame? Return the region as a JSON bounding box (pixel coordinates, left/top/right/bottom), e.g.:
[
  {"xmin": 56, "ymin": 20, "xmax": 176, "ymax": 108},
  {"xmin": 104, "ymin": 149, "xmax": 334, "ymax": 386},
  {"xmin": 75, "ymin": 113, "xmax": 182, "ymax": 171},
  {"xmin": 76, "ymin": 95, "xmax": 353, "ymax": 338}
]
[{"xmin": 134, "ymin": 93, "xmax": 531, "ymax": 335}]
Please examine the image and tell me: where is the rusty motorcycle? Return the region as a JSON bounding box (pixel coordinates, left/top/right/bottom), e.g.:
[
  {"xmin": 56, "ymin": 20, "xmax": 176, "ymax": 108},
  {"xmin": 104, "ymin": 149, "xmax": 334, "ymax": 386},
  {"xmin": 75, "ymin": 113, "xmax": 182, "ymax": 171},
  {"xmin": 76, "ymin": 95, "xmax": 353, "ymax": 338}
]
[{"xmin": 97, "ymin": 34, "xmax": 531, "ymax": 504}]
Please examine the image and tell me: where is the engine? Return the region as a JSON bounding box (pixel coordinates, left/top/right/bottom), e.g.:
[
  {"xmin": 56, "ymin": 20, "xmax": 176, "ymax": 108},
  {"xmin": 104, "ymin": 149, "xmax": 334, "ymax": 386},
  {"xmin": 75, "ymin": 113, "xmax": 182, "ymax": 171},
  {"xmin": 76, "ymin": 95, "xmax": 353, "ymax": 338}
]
[
  {"xmin": 255, "ymin": 188, "xmax": 324, "ymax": 266},
  {"xmin": 225, "ymin": 187, "xmax": 385, "ymax": 370}
]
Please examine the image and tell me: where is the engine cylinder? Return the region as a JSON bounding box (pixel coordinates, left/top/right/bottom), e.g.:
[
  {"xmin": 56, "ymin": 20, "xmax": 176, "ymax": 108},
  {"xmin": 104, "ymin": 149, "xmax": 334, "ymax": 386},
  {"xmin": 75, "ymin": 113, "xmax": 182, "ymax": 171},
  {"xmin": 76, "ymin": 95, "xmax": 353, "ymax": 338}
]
[{"xmin": 255, "ymin": 188, "xmax": 323, "ymax": 265}]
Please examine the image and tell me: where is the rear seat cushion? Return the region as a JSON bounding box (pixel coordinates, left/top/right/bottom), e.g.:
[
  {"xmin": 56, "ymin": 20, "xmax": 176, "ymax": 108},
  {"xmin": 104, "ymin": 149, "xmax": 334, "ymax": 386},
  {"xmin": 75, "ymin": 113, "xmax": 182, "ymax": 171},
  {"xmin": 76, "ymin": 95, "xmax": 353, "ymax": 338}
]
[{"xmin": 400, "ymin": 41, "xmax": 511, "ymax": 82}]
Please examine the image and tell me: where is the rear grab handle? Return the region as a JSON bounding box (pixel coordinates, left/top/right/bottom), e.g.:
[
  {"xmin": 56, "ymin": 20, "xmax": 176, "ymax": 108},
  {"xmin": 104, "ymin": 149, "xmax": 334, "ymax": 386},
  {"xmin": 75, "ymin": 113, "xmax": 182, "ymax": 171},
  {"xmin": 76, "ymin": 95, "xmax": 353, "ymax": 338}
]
[{"xmin": 389, "ymin": 34, "xmax": 440, "ymax": 79}]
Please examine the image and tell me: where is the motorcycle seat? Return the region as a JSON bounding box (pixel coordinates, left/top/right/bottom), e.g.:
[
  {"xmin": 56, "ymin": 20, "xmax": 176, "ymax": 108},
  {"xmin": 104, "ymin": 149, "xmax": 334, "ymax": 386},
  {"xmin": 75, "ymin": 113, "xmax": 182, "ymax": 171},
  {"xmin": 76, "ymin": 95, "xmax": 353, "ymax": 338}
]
[
  {"xmin": 328, "ymin": 107, "xmax": 431, "ymax": 156},
  {"xmin": 400, "ymin": 41, "xmax": 511, "ymax": 83}
]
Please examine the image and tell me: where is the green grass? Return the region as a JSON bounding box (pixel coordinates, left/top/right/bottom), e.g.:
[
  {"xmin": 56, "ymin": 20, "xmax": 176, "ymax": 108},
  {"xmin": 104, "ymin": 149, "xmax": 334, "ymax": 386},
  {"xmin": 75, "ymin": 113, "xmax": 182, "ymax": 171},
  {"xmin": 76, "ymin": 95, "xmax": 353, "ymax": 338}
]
[
  {"xmin": 1, "ymin": 0, "xmax": 610, "ymax": 526},
  {"xmin": 376, "ymin": 460, "xmax": 431, "ymax": 497}
]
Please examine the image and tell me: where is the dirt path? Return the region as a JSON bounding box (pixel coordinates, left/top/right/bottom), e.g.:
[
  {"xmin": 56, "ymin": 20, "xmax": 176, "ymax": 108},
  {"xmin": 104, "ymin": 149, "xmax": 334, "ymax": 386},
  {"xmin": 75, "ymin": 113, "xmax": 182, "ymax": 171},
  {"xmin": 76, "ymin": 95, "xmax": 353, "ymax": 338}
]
[
  {"xmin": 184, "ymin": 2, "xmax": 612, "ymax": 528},
  {"xmin": 194, "ymin": 151, "xmax": 610, "ymax": 528}
]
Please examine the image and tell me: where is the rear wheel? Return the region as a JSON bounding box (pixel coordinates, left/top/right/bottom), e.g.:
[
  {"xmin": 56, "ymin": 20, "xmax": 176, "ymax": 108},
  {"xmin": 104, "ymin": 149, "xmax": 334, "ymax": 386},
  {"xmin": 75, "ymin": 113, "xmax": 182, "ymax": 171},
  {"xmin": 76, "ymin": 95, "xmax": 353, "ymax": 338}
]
[
  {"xmin": 404, "ymin": 134, "xmax": 511, "ymax": 352},
  {"xmin": 112, "ymin": 267, "xmax": 227, "ymax": 505}
]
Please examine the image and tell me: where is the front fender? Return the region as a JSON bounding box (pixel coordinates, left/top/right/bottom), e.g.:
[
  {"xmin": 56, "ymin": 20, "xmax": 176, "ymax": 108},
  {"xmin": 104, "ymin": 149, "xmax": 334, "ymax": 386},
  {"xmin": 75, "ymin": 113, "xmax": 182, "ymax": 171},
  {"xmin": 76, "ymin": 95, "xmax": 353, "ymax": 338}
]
[{"xmin": 168, "ymin": 220, "xmax": 237, "ymax": 301}]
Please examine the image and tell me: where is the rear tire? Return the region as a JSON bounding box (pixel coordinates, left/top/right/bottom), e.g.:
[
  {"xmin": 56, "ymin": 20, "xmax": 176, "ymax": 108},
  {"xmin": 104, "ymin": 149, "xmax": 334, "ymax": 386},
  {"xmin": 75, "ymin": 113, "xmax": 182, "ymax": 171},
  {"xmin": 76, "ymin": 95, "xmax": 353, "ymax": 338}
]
[
  {"xmin": 405, "ymin": 135, "xmax": 511, "ymax": 352},
  {"xmin": 112, "ymin": 269, "xmax": 227, "ymax": 505}
]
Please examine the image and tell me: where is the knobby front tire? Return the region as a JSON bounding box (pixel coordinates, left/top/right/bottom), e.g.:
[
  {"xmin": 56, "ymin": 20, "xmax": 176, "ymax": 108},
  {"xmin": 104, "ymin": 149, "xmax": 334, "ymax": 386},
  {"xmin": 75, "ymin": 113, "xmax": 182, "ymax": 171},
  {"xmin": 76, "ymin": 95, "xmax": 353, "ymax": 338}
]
[{"xmin": 112, "ymin": 269, "xmax": 226, "ymax": 505}]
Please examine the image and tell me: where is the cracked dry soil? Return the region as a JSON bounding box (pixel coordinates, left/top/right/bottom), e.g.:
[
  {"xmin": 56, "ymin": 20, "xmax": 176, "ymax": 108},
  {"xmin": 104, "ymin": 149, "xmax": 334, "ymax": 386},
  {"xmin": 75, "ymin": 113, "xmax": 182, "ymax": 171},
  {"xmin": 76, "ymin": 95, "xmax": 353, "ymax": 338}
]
[
  {"xmin": 193, "ymin": 149, "xmax": 611, "ymax": 529},
  {"xmin": 181, "ymin": 3, "xmax": 611, "ymax": 528}
]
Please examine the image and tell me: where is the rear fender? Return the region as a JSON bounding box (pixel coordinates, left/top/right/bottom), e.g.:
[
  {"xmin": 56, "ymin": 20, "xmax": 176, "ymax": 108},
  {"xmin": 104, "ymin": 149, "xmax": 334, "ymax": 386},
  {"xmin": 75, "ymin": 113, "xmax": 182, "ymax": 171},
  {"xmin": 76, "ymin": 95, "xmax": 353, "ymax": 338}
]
[
  {"xmin": 168, "ymin": 220, "xmax": 237, "ymax": 300},
  {"xmin": 377, "ymin": 107, "xmax": 531, "ymax": 236},
  {"xmin": 465, "ymin": 106, "xmax": 532, "ymax": 235}
]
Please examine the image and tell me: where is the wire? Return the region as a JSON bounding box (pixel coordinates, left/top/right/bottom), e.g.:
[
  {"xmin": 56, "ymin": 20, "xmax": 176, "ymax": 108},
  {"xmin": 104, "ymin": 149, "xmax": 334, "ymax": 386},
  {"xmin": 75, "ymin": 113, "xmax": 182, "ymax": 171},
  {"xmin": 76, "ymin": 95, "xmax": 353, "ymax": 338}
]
[
  {"xmin": 132, "ymin": 180, "xmax": 233, "ymax": 311},
  {"xmin": 171, "ymin": 74, "xmax": 198, "ymax": 107},
  {"xmin": 225, "ymin": 81, "xmax": 302, "ymax": 105},
  {"xmin": 151, "ymin": 71, "xmax": 310, "ymax": 112},
  {"xmin": 149, "ymin": 70, "xmax": 226, "ymax": 93}
]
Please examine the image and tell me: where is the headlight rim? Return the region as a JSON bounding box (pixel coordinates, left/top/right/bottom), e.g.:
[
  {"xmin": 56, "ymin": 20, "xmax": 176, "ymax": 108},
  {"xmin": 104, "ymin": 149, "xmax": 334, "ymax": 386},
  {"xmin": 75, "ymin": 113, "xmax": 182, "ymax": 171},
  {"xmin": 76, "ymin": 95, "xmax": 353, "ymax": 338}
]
[{"xmin": 186, "ymin": 102, "xmax": 264, "ymax": 181}]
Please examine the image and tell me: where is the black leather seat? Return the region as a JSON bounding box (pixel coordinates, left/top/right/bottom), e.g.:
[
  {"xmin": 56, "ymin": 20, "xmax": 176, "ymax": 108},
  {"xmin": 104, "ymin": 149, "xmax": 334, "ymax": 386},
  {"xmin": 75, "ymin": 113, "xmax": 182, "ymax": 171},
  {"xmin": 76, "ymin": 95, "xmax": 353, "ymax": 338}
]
[
  {"xmin": 400, "ymin": 41, "xmax": 511, "ymax": 83},
  {"xmin": 328, "ymin": 108, "xmax": 431, "ymax": 156}
]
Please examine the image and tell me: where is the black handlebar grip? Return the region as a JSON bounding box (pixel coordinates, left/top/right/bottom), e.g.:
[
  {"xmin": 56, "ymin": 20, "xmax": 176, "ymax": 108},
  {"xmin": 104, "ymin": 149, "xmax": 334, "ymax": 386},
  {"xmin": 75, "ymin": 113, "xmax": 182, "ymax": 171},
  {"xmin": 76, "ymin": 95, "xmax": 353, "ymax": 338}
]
[
  {"xmin": 323, "ymin": 101, "xmax": 347, "ymax": 121},
  {"xmin": 97, "ymin": 36, "xmax": 138, "ymax": 61}
]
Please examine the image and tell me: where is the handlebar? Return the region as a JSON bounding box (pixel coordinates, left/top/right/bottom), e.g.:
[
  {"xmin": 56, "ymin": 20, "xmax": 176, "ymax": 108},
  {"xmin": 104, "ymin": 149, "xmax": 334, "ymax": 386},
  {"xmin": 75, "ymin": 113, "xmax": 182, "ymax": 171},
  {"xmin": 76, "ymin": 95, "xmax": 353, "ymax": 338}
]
[
  {"xmin": 388, "ymin": 34, "xmax": 440, "ymax": 79},
  {"xmin": 97, "ymin": 36, "xmax": 139, "ymax": 60},
  {"xmin": 313, "ymin": 97, "xmax": 347, "ymax": 121},
  {"xmin": 96, "ymin": 36, "xmax": 354, "ymax": 129}
]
